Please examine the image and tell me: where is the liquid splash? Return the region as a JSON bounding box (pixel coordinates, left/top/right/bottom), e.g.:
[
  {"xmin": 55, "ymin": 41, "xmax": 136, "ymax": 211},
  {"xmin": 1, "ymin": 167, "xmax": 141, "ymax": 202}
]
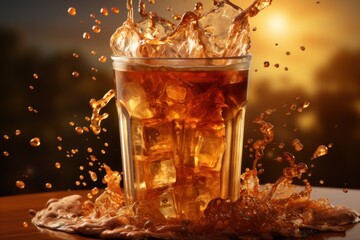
[{"xmin": 32, "ymin": 111, "xmax": 360, "ymax": 239}]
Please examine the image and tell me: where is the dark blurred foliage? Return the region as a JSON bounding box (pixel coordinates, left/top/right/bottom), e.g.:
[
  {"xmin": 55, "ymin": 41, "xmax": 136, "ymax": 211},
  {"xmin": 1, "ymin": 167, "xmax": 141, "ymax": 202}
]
[
  {"xmin": 0, "ymin": 26, "xmax": 359, "ymax": 196},
  {"xmin": 0, "ymin": 27, "xmax": 121, "ymax": 196}
]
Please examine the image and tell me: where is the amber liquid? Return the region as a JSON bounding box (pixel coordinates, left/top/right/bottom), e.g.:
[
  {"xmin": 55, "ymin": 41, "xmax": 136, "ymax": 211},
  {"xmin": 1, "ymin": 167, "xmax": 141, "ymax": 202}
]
[{"xmin": 114, "ymin": 58, "xmax": 249, "ymax": 220}]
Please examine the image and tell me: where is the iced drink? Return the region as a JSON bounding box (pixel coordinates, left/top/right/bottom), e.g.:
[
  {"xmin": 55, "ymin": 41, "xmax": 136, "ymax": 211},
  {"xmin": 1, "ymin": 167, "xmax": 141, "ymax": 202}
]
[{"xmin": 113, "ymin": 56, "xmax": 250, "ymax": 219}]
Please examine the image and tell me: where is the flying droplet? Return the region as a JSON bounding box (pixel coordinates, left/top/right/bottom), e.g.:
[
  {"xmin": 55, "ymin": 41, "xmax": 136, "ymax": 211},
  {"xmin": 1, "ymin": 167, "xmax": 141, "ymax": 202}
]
[
  {"xmin": 29, "ymin": 85, "xmax": 34, "ymax": 90},
  {"xmin": 67, "ymin": 7, "xmax": 77, "ymax": 16},
  {"xmin": 3, "ymin": 151, "xmax": 9, "ymax": 157},
  {"xmin": 98, "ymin": 56, "xmax": 107, "ymax": 63},
  {"xmin": 3, "ymin": 135, "xmax": 9, "ymax": 140},
  {"xmin": 274, "ymin": 63, "xmax": 280, "ymax": 68},
  {"xmin": 82, "ymin": 32, "xmax": 91, "ymax": 40},
  {"xmin": 312, "ymin": 145, "xmax": 328, "ymax": 159},
  {"xmin": 22, "ymin": 221, "xmax": 29, "ymax": 228},
  {"xmin": 16, "ymin": 180, "xmax": 25, "ymax": 189},
  {"xmin": 92, "ymin": 25, "xmax": 101, "ymax": 33},
  {"xmin": 72, "ymin": 71, "xmax": 79, "ymax": 78},
  {"xmin": 286, "ymin": 51, "xmax": 291, "ymax": 56},
  {"xmin": 89, "ymin": 171, "xmax": 98, "ymax": 182},
  {"xmin": 79, "ymin": 166, "xmax": 84, "ymax": 170},
  {"xmin": 90, "ymin": 13, "xmax": 96, "ymax": 19},
  {"xmin": 91, "ymin": 187, "xmax": 99, "ymax": 195},
  {"xmin": 252, "ymin": 27, "xmax": 257, "ymax": 31},
  {"xmin": 91, "ymin": 50, "xmax": 96, "ymax": 55},
  {"xmin": 75, "ymin": 126, "xmax": 84, "ymax": 135},
  {"xmin": 300, "ymin": 46, "xmax": 306, "ymax": 51},
  {"xmin": 263, "ymin": 61, "xmax": 270, "ymax": 68},
  {"xmin": 30, "ymin": 137, "xmax": 41, "ymax": 147},
  {"xmin": 111, "ymin": 7, "xmax": 120, "ymax": 14},
  {"xmin": 45, "ymin": 183, "xmax": 52, "ymax": 189},
  {"xmin": 291, "ymin": 139, "xmax": 303, "ymax": 152},
  {"xmin": 100, "ymin": 8, "xmax": 109, "ymax": 16},
  {"xmin": 55, "ymin": 162, "xmax": 61, "ymax": 169},
  {"xmin": 319, "ymin": 180, "xmax": 324, "ymax": 185},
  {"xmin": 343, "ymin": 188, "xmax": 348, "ymax": 193},
  {"xmin": 33, "ymin": 73, "xmax": 39, "ymax": 79},
  {"xmin": 72, "ymin": 53, "xmax": 79, "ymax": 58}
]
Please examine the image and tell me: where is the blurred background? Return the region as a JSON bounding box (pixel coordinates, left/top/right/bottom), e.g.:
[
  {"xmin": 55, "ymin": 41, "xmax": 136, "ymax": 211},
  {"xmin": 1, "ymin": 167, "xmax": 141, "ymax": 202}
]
[{"xmin": 0, "ymin": 0, "xmax": 359, "ymax": 196}]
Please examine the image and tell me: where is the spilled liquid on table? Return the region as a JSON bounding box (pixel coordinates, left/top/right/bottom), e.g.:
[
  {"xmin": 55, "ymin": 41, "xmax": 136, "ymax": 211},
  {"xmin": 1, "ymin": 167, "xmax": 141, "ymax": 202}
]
[{"xmin": 31, "ymin": 0, "xmax": 360, "ymax": 239}]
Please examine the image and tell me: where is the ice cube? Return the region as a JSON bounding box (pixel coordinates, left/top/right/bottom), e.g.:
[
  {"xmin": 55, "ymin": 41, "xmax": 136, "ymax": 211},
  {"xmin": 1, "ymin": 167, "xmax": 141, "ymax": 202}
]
[
  {"xmin": 120, "ymin": 82, "xmax": 147, "ymax": 116},
  {"xmin": 199, "ymin": 1, "xmax": 243, "ymax": 57},
  {"xmin": 142, "ymin": 119, "xmax": 173, "ymax": 154},
  {"xmin": 110, "ymin": 20, "xmax": 142, "ymax": 57},
  {"xmin": 195, "ymin": 129, "xmax": 225, "ymax": 171},
  {"xmin": 158, "ymin": 189, "xmax": 178, "ymax": 219},
  {"xmin": 143, "ymin": 154, "xmax": 176, "ymax": 190}
]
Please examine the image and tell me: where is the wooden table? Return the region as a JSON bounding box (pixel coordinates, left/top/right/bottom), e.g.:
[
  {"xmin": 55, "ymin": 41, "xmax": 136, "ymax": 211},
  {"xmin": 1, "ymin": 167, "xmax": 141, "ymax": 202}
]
[{"xmin": 0, "ymin": 188, "xmax": 359, "ymax": 240}]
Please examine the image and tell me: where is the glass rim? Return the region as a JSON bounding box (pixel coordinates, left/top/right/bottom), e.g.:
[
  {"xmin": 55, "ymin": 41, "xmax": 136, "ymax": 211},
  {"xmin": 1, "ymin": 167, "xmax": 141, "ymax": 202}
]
[{"xmin": 111, "ymin": 55, "xmax": 252, "ymax": 62}]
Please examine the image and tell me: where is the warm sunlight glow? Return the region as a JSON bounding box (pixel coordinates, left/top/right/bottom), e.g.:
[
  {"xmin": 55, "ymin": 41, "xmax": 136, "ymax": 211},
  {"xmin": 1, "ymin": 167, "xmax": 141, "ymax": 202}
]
[{"xmin": 267, "ymin": 13, "xmax": 287, "ymax": 34}]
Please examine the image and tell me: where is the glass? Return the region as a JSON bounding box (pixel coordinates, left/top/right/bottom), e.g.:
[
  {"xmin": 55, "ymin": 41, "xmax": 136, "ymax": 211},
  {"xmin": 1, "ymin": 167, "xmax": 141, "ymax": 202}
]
[{"xmin": 112, "ymin": 56, "xmax": 251, "ymax": 220}]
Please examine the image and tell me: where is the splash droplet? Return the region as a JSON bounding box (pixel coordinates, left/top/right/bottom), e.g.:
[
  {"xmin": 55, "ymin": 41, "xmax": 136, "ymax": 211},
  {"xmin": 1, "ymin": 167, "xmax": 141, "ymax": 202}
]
[
  {"xmin": 72, "ymin": 53, "xmax": 79, "ymax": 58},
  {"xmin": 112, "ymin": 7, "xmax": 120, "ymax": 14},
  {"xmin": 100, "ymin": 8, "xmax": 109, "ymax": 16},
  {"xmin": 300, "ymin": 46, "xmax": 306, "ymax": 51},
  {"xmin": 274, "ymin": 63, "xmax": 280, "ymax": 68},
  {"xmin": 22, "ymin": 221, "xmax": 29, "ymax": 228},
  {"xmin": 312, "ymin": 145, "xmax": 328, "ymax": 159},
  {"xmin": 72, "ymin": 71, "xmax": 79, "ymax": 78},
  {"xmin": 67, "ymin": 7, "xmax": 77, "ymax": 16},
  {"xmin": 55, "ymin": 162, "xmax": 61, "ymax": 169},
  {"xmin": 33, "ymin": 73, "xmax": 39, "ymax": 79},
  {"xmin": 91, "ymin": 187, "xmax": 99, "ymax": 195},
  {"xmin": 3, "ymin": 151, "xmax": 9, "ymax": 157},
  {"xmin": 98, "ymin": 56, "xmax": 107, "ymax": 63},
  {"xmin": 291, "ymin": 139, "xmax": 303, "ymax": 152},
  {"xmin": 75, "ymin": 126, "xmax": 84, "ymax": 135},
  {"xmin": 89, "ymin": 171, "xmax": 98, "ymax": 182},
  {"xmin": 264, "ymin": 61, "xmax": 270, "ymax": 68},
  {"xmin": 87, "ymin": 147, "xmax": 93, "ymax": 153},
  {"xmin": 343, "ymin": 188, "xmax": 348, "ymax": 193},
  {"xmin": 83, "ymin": 32, "xmax": 91, "ymax": 40},
  {"xmin": 319, "ymin": 180, "xmax": 324, "ymax": 185},
  {"xmin": 45, "ymin": 183, "xmax": 52, "ymax": 189},
  {"xmin": 3, "ymin": 134, "xmax": 9, "ymax": 140},
  {"xmin": 30, "ymin": 137, "xmax": 41, "ymax": 147},
  {"xmin": 16, "ymin": 180, "xmax": 25, "ymax": 189},
  {"xmin": 92, "ymin": 25, "xmax": 101, "ymax": 33},
  {"xmin": 286, "ymin": 51, "xmax": 291, "ymax": 56},
  {"xmin": 15, "ymin": 129, "xmax": 21, "ymax": 135}
]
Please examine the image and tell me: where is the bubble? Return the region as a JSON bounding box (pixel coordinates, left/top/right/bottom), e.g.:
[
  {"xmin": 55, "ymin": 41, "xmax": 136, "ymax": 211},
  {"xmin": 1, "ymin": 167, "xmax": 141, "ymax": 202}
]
[
  {"xmin": 72, "ymin": 52, "xmax": 79, "ymax": 58},
  {"xmin": 3, "ymin": 151, "xmax": 9, "ymax": 157},
  {"xmin": 83, "ymin": 32, "xmax": 91, "ymax": 40},
  {"xmin": 92, "ymin": 25, "xmax": 101, "ymax": 33},
  {"xmin": 111, "ymin": 7, "xmax": 120, "ymax": 14},
  {"xmin": 45, "ymin": 183, "xmax": 52, "ymax": 189},
  {"xmin": 300, "ymin": 46, "xmax": 306, "ymax": 51},
  {"xmin": 67, "ymin": 7, "xmax": 77, "ymax": 16},
  {"xmin": 263, "ymin": 61, "xmax": 270, "ymax": 67},
  {"xmin": 16, "ymin": 180, "xmax": 25, "ymax": 189},
  {"xmin": 98, "ymin": 56, "xmax": 107, "ymax": 63},
  {"xmin": 100, "ymin": 8, "xmax": 109, "ymax": 16},
  {"xmin": 72, "ymin": 71, "xmax": 80, "ymax": 78},
  {"xmin": 55, "ymin": 162, "xmax": 61, "ymax": 169},
  {"xmin": 33, "ymin": 73, "xmax": 39, "ymax": 79},
  {"xmin": 22, "ymin": 221, "xmax": 29, "ymax": 228},
  {"xmin": 30, "ymin": 137, "xmax": 41, "ymax": 147}
]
